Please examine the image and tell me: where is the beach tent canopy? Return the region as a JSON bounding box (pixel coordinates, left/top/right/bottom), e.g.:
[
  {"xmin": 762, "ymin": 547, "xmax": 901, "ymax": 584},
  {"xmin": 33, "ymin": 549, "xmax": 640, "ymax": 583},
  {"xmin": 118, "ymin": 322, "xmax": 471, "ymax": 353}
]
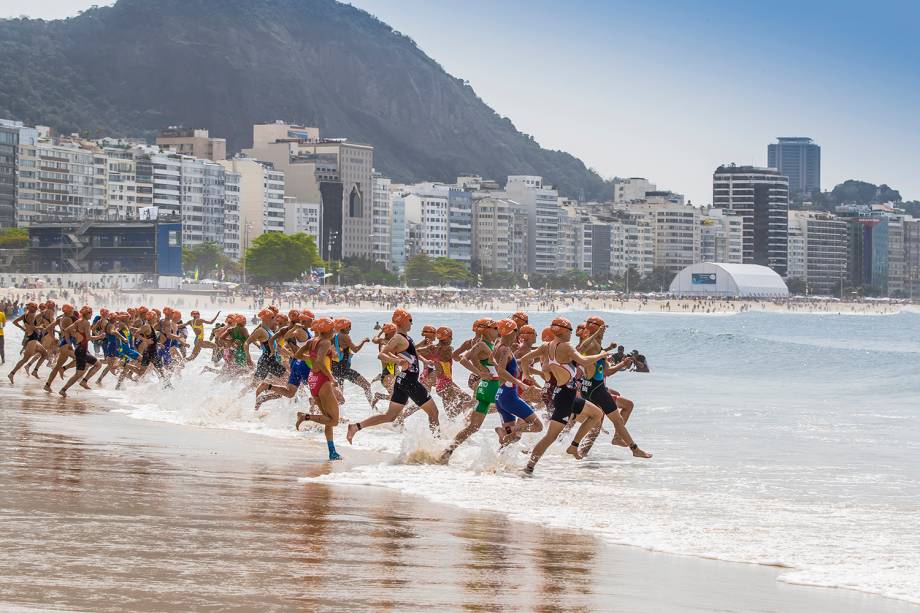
[{"xmin": 669, "ymin": 263, "xmax": 789, "ymax": 298}]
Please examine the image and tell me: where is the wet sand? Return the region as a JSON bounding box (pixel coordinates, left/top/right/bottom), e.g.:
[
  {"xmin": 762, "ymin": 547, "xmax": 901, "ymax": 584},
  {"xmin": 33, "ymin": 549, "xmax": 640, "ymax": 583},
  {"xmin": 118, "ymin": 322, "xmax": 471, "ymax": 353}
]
[{"xmin": 1, "ymin": 384, "xmax": 917, "ymax": 612}]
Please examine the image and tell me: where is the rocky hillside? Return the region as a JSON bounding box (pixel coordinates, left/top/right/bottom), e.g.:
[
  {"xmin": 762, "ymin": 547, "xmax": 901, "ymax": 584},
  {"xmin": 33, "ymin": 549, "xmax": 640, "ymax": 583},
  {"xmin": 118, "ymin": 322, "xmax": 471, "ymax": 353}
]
[{"xmin": 0, "ymin": 0, "xmax": 612, "ymax": 199}]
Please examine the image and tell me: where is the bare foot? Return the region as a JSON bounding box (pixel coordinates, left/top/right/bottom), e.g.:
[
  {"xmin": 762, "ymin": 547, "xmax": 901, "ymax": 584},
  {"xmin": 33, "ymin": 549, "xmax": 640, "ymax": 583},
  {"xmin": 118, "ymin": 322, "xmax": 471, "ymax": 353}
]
[
  {"xmin": 437, "ymin": 449, "xmax": 452, "ymax": 465},
  {"xmin": 631, "ymin": 445, "xmax": 652, "ymax": 459},
  {"xmin": 79, "ymin": 380, "xmax": 91, "ymax": 390},
  {"xmin": 43, "ymin": 384, "xmax": 52, "ymax": 392},
  {"xmin": 31, "ymin": 370, "xmax": 40, "ymax": 379},
  {"xmin": 59, "ymin": 389, "xmax": 67, "ymax": 398},
  {"xmin": 294, "ymin": 412, "xmax": 308, "ymax": 431},
  {"xmin": 611, "ymin": 435, "xmax": 628, "ymax": 447},
  {"xmin": 346, "ymin": 423, "xmax": 358, "ymax": 444},
  {"xmin": 7, "ymin": 373, "xmax": 14, "ymax": 384},
  {"xmin": 566, "ymin": 443, "xmax": 585, "ymax": 460}
]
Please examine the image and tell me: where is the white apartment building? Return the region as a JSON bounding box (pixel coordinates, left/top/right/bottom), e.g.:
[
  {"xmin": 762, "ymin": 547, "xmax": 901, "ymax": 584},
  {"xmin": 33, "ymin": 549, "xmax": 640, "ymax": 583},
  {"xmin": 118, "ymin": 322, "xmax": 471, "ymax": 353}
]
[
  {"xmin": 283, "ymin": 197, "xmax": 322, "ymax": 243},
  {"xmin": 788, "ymin": 210, "xmax": 849, "ymax": 295},
  {"xmin": 701, "ymin": 208, "xmax": 744, "ymax": 264},
  {"xmin": 608, "ymin": 212, "xmax": 655, "ymax": 277},
  {"xmin": 390, "ymin": 196, "xmax": 407, "ymax": 274},
  {"xmin": 15, "ymin": 139, "xmax": 107, "ymax": 225},
  {"xmin": 219, "ymin": 157, "xmax": 285, "ymax": 240},
  {"xmin": 613, "ymin": 177, "xmax": 657, "ymax": 203},
  {"xmin": 503, "ymin": 175, "xmax": 560, "ymax": 275},
  {"xmin": 473, "ymin": 196, "xmax": 529, "ymax": 276},
  {"xmin": 630, "ymin": 201, "xmax": 701, "ymax": 274},
  {"xmin": 371, "ymin": 173, "xmax": 392, "ymax": 269},
  {"xmin": 223, "ymin": 172, "xmax": 241, "ymax": 260},
  {"xmin": 102, "ymin": 148, "xmax": 139, "ymax": 220}
]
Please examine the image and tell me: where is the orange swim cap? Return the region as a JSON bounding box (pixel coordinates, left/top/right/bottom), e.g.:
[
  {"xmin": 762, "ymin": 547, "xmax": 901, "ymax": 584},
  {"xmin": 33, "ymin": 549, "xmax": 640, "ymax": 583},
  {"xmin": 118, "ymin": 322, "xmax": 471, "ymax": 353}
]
[
  {"xmin": 586, "ymin": 315, "xmax": 605, "ymax": 329},
  {"xmin": 421, "ymin": 324, "xmax": 437, "ymax": 338},
  {"xmin": 300, "ymin": 310, "xmax": 315, "ymax": 323},
  {"xmin": 511, "ymin": 311, "xmax": 529, "ymax": 325},
  {"xmin": 258, "ymin": 308, "xmax": 274, "ymax": 321},
  {"xmin": 79, "ymin": 305, "xmax": 92, "ymax": 316},
  {"xmin": 62, "ymin": 304, "xmax": 74, "ymax": 314},
  {"xmin": 171, "ymin": 311, "xmax": 182, "ymax": 321},
  {"xmin": 274, "ymin": 313, "xmax": 289, "ymax": 326},
  {"xmin": 382, "ymin": 323, "xmax": 397, "ymax": 336},
  {"xmin": 268, "ymin": 305, "xmax": 279, "ymax": 314},
  {"xmin": 497, "ymin": 318, "xmax": 518, "ymax": 336},
  {"xmin": 392, "ymin": 308, "xmax": 412, "ymax": 326},
  {"xmin": 145, "ymin": 311, "xmax": 158, "ymax": 321},
  {"xmin": 551, "ymin": 316, "xmax": 573, "ymax": 331},
  {"xmin": 26, "ymin": 302, "xmax": 38, "ymax": 311},
  {"xmin": 519, "ymin": 325, "xmax": 536, "ymax": 338},
  {"xmin": 334, "ymin": 317, "xmax": 352, "ymax": 331},
  {"xmin": 436, "ymin": 326, "xmax": 452, "ymax": 341},
  {"xmin": 312, "ymin": 317, "xmax": 335, "ymax": 334},
  {"xmin": 575, "ymin": 323, "xmax": 589, "ymax": 338},
  {"xmin": 288, "ymin": 309, "xmax": 300, "ymax": 322},
  {"xmin": 541, "ymin": 327, "xmax": 555, "ymax": 342}
]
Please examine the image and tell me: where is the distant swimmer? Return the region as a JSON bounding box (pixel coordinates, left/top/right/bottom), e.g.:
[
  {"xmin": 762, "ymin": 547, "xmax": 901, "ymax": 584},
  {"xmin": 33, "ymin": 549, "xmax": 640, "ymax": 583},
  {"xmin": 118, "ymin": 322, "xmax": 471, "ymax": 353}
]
[{"xmin": 347, "ymin": 308, "xmax": 440, "ymax": 444}]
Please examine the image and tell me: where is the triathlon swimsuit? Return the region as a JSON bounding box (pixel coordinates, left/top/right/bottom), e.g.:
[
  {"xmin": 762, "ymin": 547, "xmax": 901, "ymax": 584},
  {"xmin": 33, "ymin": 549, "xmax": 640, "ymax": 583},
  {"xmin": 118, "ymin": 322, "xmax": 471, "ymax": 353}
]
[
  {"xmin": 287, "ymin": 331, "xmax": 311, "ymax": 388},
  {"xmin": 474, "ymin": 341, "xmax": 500, "ymax": 415},
  {"xmin": 580, "ymin": 357, "xmax": 619, "ymax": 414},
  {"xmin": 495, "ymin": 354, "xmax": 535, "ymax": 423},
  {"xmin": 306, "ymin": 339, "xmax": 333, "ymax": 398},
  {"xmin": 74, "ymin": 331, "xmax": 98, "ymax": 371},
  {"xmin": 391, "ymin": 333, "xmax": 431, "ymax": 407},
  {"xmin": 546, "ymin": 342, "xmax": 585, "ymax": 425},
  {"xmin": 331, "ymin": 334, "xmax": 364, "ymax": 386},
  {"xmin": 254, "ymin": 325, "xmax": 286, "ymax": 380},
  {"xmin": 434, "ymin": 355, "xmax": 454, "ymax": 393}
]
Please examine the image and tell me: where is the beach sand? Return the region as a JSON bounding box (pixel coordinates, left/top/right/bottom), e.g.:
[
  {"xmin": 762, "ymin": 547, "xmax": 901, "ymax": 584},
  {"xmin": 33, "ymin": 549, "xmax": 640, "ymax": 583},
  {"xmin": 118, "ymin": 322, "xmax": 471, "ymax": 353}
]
[{"xmin": 1, "ymin": 384, "xmax": 916, "ymax": 612}]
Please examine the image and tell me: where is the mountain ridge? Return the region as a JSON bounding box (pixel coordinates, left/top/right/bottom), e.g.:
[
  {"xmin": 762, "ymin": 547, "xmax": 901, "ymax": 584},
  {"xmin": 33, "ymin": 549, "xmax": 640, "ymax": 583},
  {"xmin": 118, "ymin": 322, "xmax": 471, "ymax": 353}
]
[{"xmin": 0, "ymin": 0, "xmax": 612, "ymax": 199}]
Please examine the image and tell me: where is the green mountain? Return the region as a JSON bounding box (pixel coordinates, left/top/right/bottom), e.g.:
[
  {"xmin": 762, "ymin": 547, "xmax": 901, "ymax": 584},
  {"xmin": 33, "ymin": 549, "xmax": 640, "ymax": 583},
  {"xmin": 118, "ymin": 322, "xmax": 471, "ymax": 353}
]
[{"xmin": 0, "ymin": 0, "xmax": 612, "ymax": 199}]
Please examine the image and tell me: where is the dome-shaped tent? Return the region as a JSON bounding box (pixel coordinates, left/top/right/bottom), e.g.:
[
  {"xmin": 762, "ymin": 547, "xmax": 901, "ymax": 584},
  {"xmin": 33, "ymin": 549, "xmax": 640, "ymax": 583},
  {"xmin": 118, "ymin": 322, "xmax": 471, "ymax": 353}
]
[{"xmin": 669, "ymin": 263, "xmax": 789, "ymax": 298}]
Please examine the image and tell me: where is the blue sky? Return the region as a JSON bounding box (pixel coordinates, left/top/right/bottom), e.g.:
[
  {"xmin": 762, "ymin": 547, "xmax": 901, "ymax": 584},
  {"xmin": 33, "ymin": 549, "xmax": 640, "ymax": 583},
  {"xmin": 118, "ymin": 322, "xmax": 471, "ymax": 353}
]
[{"xmin": 4, "ymin": 0, "xmax": 918, "ymax": 203}]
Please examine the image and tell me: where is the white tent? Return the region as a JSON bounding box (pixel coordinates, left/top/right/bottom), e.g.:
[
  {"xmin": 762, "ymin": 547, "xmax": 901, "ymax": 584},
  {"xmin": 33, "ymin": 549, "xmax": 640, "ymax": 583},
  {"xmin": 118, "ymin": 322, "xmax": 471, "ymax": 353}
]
[{"xmin": 669, "ymin": 263, "xmax": 789, "ymax": 298}]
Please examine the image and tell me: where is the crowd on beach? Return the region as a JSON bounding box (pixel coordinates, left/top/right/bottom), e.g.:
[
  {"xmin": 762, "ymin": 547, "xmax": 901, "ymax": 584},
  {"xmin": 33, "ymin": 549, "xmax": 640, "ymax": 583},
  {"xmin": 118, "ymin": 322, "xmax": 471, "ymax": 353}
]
[{"xmin": 3, "ymin": 295, "xmax": 653, "ymax": 473}]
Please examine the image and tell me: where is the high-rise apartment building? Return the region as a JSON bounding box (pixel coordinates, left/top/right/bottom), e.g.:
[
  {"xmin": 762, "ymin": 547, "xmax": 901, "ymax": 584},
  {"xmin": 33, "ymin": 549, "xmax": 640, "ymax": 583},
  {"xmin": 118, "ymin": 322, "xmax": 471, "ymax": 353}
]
[
  {"xmin": 700, "ymin": 208, "xmax": 744, "ymax": 264},
  {"xmin": 768, "ymin": 137, "xmax": 820, "ymax": 195},
  {"xmin": 156, "ymin": 128, "xmax": 226, "ymax": 162},
  {"xmin": 630, "ymin": 201, "xmax": 701, "ymax": 274},
  {"xmin": 243, "ymin": 122, "xmax": 373, "ymax": 261},
  {"xmin": 788, "ymin": 211, "xmax": 848, "ymax": 294},
  {"xmin": 283, "ymin": 198, "xmax": 322, "ymax": 243},
  {"xmin": 503, "ymin": 176, "xmax": 560, "ymax": 275},
  {"xmin": 218, "ymin": 157, "xmax": 286, "ymax": 240},
  {"xmin": 0, "ymin": 119, "xmax": 39, "ymax": 227},
  {"xmin": 15, "ymin": 139, "xmax": 108, "ymax": 226},
  {"xmin": 472, "ymin": 196, "xmax": 529, "ymax": 276},
  {"xmin": 371, "ymin": 173, "xmax": 392, "ymax": 269},
  {"xmin": 713, "ymin": 164, "xmax": 789, "ymax": 275}
]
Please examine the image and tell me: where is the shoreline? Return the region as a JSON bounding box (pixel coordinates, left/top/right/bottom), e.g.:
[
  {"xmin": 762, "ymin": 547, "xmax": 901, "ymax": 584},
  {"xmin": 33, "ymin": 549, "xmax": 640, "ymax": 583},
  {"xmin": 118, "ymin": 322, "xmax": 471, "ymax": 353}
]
[{"xmin": 1, "ymin": 382, "xmax": 917, "ymax": 611}]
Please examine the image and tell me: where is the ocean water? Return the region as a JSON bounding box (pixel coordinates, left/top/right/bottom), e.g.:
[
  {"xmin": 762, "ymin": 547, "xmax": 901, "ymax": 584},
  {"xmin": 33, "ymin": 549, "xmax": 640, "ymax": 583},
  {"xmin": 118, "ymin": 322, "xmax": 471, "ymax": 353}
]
[{"xmin": 23, "ymin": 308, "xmax": 920, "ymax": 605}]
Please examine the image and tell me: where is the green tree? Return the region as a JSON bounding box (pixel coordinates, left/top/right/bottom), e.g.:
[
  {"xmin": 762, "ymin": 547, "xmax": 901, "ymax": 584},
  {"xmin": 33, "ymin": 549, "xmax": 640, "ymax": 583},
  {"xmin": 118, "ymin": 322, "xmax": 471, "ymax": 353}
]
[
  {"xmin": 338, "ymin": 256, "xmax": 400, "ymax": 286},
  {"xmin": 404, "ymin": 253, "xmax": 437, "ymax": 286},
  {"xmin": 432, "ymin": 257, "xmax": 472, "ymax": 286},
  {"xmin": 182, "ymin": 241, "xmax": 225, "ymax": 276},
  {"xmin": 245, "ymin": 232, "xmax": 322, "ymax": 284},
  {"xmin": 0, "ymin": 228, "xmax": 28, "ymax": 248}
]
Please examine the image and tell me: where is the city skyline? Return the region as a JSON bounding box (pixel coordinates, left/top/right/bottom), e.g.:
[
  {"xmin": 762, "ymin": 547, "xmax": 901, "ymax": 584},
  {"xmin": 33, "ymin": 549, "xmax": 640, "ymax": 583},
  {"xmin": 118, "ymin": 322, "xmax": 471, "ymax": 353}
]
[{"xmin": 1, "ymin": 0, "xmax": 918, "ymax": 205}]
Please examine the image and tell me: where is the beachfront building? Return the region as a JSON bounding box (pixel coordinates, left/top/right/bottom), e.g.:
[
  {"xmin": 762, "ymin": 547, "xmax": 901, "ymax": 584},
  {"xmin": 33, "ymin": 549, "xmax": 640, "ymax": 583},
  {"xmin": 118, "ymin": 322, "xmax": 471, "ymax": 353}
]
[
  {"xmin": 389, "ymin": 196, "xmax": 407, "ymax": 274},
  {"xmin": 371, "ymin": 173, "xmax": 392, "ymax": 269},
  {"xmin": 243, "ymin": 121, "xmax": 374, "ymax": 262},
  {"xmin": 612, "ymin": 177, "xmax": 657, "ymax": 204},
  {"xmin": 701, "ymin": 208, "xmax": 744, "ymax": 264},
  {"xmin": 839, "ymin": 205, "xmax": 910, "ymax": 296},
  {"xmin": 0, "ymin": 119, "xmax": 40, "ymax": 227},
  {"xmin": 503, "ymin": 175, "xmax": 560, "ymax": 275},
  {"xmin": 606, "ymin": 210, "xmax": 655, "ymax": 278},
  {"xmin": 472, "ymin": 196, "xmax": 529, "ymax": 277},
  {"xmin": 669, "ymin": 262, "xmax": 789, "ymax": 298},
  {"xmin": 283, "ymin": 197, "xmax": 321, "ymax": 243},
  {"xmin": 904, "ymin": 218, "xmax": 920, "ymax": 299},
  {"xmin": 768, "ymin": 137, "xmax": 820, "ymax": 195},
  {"xmin": 223, "ymin": 172, "xmax": 241, "ymax": 260},
  {"xmin": 218, "ymin": 157, "xmax": 286, "ymax": 240},
  {"xmin": 156, "ymin": 127, "xmax": 226, "ymax": 162},
  {"xmin": 630, "ymin": 200, "xmax": 701, "ymax": 275},
  {"xmin": 788, "ymin": 210, "xmax": 848, "ymax": 295},
  {"xmin": 14, "ymin": 136, "xmax": 108, "ymax": 226},
  {"xmin": 447, "ymin": 189, "xmax": 473, "ymax": 267},
  {"xmin": 713, "ymin": 164, "xmax": 789, "ymax": 276}
]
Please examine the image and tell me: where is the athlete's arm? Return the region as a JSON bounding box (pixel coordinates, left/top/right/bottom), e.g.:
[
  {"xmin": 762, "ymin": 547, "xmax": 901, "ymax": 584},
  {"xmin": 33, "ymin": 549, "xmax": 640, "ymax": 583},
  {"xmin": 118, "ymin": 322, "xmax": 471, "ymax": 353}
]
[
  {"xmin": 378, "ymin": 335, "xmax": 409, "ymax": 367},
  {"xmin": 495, "ymin": 345, "xmax": 528, "ymax": 389},
  {"xmin": 204, "ymin": 311, "xmax": 221, "ymax": 325}
]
